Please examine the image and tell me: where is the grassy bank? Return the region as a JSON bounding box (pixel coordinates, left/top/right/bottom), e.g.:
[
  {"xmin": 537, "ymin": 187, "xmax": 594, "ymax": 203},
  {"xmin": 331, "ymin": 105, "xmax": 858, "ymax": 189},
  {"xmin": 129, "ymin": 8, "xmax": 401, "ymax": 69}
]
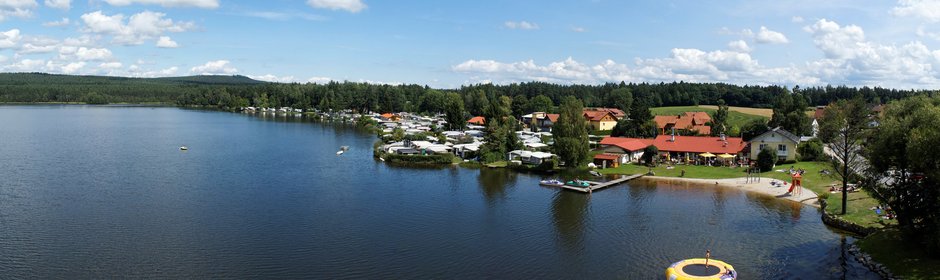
[
  {"xmin": 599, "ymin": 161, "xmax": 887, "ymax": 227},
  {"xmin": 650, "ymin": 105, "xmax": 768, "ymax": 129},
  {"xmin": 858, "ymin": 229, "xmax": 940, "ymax": 280}
]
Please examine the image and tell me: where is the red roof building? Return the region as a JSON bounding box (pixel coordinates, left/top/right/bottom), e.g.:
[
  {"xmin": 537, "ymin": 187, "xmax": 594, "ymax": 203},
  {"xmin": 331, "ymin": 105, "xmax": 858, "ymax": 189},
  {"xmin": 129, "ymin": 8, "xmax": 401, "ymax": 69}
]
[
  {"xmin": 654, "ymin": 111, "xmax": 712, "ymax": 135},
  {"xmin": 468, "ymin": 116, "xmax": 486, "ymax": 125},
  {"xmin": 652, "ymin": 135, "xmax": 746, "ymax": 155},
  {"xmin": 599, "ymin": 136, "xmax": 654, "ymax": 152}
]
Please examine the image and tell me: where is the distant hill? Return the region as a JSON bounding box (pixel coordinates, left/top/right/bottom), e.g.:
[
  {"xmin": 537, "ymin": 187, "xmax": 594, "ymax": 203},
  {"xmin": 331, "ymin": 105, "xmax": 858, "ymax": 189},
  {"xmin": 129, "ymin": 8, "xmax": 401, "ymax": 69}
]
[
  {"xmin": 0, "ymin": 73, "xmax": 265, "ymax": 86},
  {"xmin": 0, "ymin": 72, "xmax": 266, "ymax": 104}
]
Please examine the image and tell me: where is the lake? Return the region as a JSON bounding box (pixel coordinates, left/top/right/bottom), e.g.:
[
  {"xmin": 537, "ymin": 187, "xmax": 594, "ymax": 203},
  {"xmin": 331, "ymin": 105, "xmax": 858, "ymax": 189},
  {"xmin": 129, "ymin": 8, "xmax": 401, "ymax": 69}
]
[{"xmin": 0, "ymin": 106, "xmax": 878, "ymax": 279}]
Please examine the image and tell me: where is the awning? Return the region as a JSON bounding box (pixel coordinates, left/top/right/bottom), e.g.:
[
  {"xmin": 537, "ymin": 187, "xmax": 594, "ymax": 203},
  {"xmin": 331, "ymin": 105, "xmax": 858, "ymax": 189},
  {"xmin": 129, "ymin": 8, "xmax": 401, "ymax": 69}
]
[
  {"xmin": 718, "ymin": 153, "xmax": 735, "ymax": 159},
  {"xmin": 699, "ymin": 152, "xmax": 716, "ymax": 157}
]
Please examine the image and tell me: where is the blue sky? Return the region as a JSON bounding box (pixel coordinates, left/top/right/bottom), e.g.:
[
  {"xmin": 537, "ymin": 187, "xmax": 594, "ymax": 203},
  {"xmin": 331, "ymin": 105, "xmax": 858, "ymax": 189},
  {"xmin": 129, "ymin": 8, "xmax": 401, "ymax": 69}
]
[{"xmin": 3, "ymin": 0, "xmax": 940, "ymax": 89}]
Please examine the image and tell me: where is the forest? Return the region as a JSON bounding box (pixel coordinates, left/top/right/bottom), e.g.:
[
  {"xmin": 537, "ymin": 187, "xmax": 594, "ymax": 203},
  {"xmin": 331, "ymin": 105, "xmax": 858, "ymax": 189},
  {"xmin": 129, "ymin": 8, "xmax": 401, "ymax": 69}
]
[{"xmin": 1, "ymin": 73, "xmax": 936, "ymax": 113}]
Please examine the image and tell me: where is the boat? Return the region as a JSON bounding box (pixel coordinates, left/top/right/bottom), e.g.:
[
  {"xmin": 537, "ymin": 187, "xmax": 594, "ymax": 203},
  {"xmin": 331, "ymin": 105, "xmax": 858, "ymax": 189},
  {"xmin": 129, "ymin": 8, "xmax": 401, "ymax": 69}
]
[
  {"xmin": 340, "ymin": 146, "xmax": 350, "ymax": 151},
  {"xmin": 336, "ymin": 150, "xmax": 344, "ymax": 155},
  {"xmin": 666, "ymin": 258, "xmax": 736, "ymax": 280},
  {"xmin": 179, "ymin": 146, "xmax": 188, "ymax": 151},
  {"xmin": 565, "ymin": 180, "xmax": 590, "ymax": 188},
  {"xmin": 539, "ymin": 179, "xmax": 564, "ymax": 187},
  {"xmin": 589, "ymin": 170, "xmax": 602, "ymax": 177}
]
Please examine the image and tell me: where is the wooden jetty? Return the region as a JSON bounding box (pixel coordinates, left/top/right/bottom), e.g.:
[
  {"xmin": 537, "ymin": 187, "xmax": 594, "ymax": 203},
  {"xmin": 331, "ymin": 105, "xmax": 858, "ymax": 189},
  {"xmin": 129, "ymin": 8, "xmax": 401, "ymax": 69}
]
[{"xmin": 557, "ymin": 174, "xmax": 644, "ymax": 193}]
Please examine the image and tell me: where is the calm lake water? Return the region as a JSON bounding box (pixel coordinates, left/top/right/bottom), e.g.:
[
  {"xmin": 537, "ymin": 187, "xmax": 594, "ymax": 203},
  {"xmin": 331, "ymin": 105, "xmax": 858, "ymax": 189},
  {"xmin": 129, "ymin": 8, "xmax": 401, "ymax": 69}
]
[{"xmin": 0, "ymin": 106, "xmax": 879, "ymax": 279}]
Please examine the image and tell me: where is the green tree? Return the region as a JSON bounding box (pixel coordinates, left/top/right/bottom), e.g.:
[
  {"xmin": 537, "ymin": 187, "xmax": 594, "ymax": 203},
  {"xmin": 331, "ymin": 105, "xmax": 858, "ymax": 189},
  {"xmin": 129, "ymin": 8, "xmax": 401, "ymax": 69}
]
[
  {"xmin": 608, "ymin": 88, "xmax": 633, "ymax": 114},
  {"xmin": 443, "ymin": 92, "xmax": 467, "ymax": 130},
  {"xmin": 528, "ymin": 95, "xmax": 554, "ymax": 113},
  {"xmin": 710, "ymin": 99, "xmax": 729, "ymax": 136},
  {"xmin": 756, "ymin": 147, "xmax": 777, "ymax": 172},
  {"xmin": 512, "ymin": 94, "xmax": 529, "ymax": 117},
  {"xmin": 420, "ymin": 89, "xmax": 447, "ymax": 114},
  {"xmin": 797, "ymin": 138, "xmax": 826, "ymax": 161},
  {"xmin": 641, "ymin": 145, "xmax": 659, "ymax": 166},
  {"xmin": 819, "ymin": 97, "xmax": 871, "ymax": 215},
  {"xmin": 865, "ymin": 96, "xmax": 940, "ymax": 250},
  {"xmin": 465, "ymin": 90, "xmax": 489, "ymax": 116},
  {"xmin": 553, "ymin": 96, "xmax": 590, "ymax": 168},
  {"xmin": 769, "ymin": 91, "xmax": 812, "ymax": 136},
  {"xmin": 740, "ymin": 119, "xmax": 769, "ymax": 141},
  {"xmin": 480, "ymin": 96, "xmax": 519, "ymax": 162}
]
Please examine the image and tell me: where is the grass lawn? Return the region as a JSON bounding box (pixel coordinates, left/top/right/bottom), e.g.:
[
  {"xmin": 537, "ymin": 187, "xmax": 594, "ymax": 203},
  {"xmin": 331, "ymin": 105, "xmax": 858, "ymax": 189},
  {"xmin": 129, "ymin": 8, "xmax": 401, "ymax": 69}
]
[
  {"xmin": 650, "ymin": 105, "xmax": 768, "ymax": 129},
  {"xmin": 858, "ymin": 229, "xmax": 940, "ymax": 280}
]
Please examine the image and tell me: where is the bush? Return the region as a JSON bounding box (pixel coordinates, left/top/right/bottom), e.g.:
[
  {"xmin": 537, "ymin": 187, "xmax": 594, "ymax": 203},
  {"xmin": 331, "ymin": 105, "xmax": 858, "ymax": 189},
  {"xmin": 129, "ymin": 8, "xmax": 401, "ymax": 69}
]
[
  {"xmin": 778, "ymin": 159, "xmax": 797, "ymax": 165},
  {"xmin": 641, "ymin": 145, "xmax": 659, "ymax": 166},
  {"xmin": 385, "ymin": 153, "xmax": 455, "ymax": 164},
  {"xmin": 756, "ymin": 147, "xmax": 777, "ymax": 172},
  {"xmin": 480, "ymin": 152, "xmax": 505, "ymax": 163},
  {"xmin": 797, "ymin": 138, "xmax": 826, "ymax": 161}
]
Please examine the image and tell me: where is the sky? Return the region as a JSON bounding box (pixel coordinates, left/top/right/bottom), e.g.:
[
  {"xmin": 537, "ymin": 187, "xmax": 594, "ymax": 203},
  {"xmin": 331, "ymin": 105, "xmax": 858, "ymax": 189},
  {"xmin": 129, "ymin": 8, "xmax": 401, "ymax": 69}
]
[{"xmin": 3, "ymin": 0, "xmax": 940, "ymax": 89}]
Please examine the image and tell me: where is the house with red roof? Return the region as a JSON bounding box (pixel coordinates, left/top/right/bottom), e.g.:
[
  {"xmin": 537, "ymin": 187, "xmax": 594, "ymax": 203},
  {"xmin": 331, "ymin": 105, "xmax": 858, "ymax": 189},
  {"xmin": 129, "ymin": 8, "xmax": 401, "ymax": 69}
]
[
  {"xmin": 583, "ymin": 108, "xmax": 623, "ymax": 131},
  {"xmin": 594, "ymin": 136, "xmax": 654, "ymax": 167},
  {"xmin": 380, "ymin": 113, "xmax": 401, "ymax": 122},
  {"xmin": 521, "ymin": 112, "xmax": 560, "ymax": 132},
  {"xmin": 654, "ymin": 111, "xmax": 712, "ymax": 135},
  {"xmin": 467, "ymin": 116, "xmax": 486, "ymax": 125},
  {"xmin": 652, "ymin": 134, "xmax": 746, "ymax": 164}
]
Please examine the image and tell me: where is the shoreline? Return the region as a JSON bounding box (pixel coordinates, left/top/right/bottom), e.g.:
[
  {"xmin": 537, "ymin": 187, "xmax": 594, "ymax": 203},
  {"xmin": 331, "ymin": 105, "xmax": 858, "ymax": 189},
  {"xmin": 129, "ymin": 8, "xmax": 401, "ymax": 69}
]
[{"xmin": 641, "ymin": 175, "xmax": 821, "ymax": 207}]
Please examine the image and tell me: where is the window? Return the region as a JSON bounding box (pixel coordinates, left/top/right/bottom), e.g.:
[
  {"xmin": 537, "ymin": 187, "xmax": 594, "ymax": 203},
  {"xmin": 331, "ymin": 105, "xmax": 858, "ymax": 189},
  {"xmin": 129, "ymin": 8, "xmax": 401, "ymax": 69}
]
[
  {"xmin": 758, "ymin": 144, "xmax": 767, "ymax": 150},
  {"xmin": 778, "ymin": 144, "xmax": 787, "ymax": 152}
]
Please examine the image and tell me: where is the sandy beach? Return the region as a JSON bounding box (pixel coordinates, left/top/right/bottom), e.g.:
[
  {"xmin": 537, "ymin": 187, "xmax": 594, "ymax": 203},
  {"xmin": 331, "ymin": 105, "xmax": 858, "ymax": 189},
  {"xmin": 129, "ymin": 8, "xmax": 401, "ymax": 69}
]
[{"xmin": 643, "ymin": 176, "xmax": 821, "ymax": 207}]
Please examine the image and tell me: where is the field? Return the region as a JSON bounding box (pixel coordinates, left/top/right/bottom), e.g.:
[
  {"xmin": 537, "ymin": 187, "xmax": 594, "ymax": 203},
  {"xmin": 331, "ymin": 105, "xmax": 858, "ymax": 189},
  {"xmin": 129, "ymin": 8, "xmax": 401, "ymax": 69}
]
[
  {"xmin": 698, "ymin": 105, "xmax": 773, "ymax": 117},
  {"xmin": 650, "ymin": 105, "xmax": 768, "ymax": 129}
]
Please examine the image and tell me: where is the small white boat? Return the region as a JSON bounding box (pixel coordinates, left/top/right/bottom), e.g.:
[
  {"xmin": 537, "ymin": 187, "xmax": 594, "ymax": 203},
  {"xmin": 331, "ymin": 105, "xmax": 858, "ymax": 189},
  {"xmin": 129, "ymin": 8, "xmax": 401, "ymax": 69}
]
[
  {"xmin": 336, "ymin": 150, "xmax": 344, "ymax": 155},
  {"xmin": 340, "ymin": 146, "xmax": 350, "ymax": 151},
  {"xmin": 539, "ymin": 179, "xmax": 564, "ymax": 187},
  {"xmin": 179, "ymin": 146, "xmax": 188, "ymax": 151},
  {"xmin": 379, "ymin": 157, "xmax": 385, "ymax": 162}
]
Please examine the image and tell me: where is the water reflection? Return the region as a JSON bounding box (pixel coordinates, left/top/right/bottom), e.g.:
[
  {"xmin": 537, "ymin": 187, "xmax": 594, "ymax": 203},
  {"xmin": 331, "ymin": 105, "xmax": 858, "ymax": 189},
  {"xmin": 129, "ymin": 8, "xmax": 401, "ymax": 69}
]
[
  {"xmin": 551, "ymin": 191, "xmax": 590, "ymax": 251},
  {"xmin": 477, "ymin": 168, "xmax": 517, "ymax": 203}
]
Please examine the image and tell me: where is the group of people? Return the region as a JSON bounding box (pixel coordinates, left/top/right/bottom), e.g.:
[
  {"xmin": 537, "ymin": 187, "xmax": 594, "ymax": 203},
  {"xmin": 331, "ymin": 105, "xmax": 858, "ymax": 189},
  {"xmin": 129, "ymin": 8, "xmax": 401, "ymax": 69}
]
[
  {"xmin": 788, "ymin": 166, "xmax": 806, "ymax": 175},
  {"xmin": 871, "ymin": 205, "xmax": 896, "ymax": 220}
]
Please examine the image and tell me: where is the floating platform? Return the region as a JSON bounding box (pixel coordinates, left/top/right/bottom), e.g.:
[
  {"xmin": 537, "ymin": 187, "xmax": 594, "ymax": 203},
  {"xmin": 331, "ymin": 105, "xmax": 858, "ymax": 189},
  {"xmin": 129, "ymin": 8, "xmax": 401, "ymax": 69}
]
[{"xmin": 555, "ymin": 174, "xmax": 644, "ymax": 193}]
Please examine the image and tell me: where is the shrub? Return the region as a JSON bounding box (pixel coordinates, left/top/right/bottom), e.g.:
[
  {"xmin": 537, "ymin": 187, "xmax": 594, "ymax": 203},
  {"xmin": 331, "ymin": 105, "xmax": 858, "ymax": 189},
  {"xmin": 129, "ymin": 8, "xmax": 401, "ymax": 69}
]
[
  {"xmin": 385, "ymin": 153, "xmax": 455, "ymax": 164},
  {"xmin": 481, "ymin": 152, "xmax": 505, "ymax": 163},
  {"xmin": 641, "ymin": 145, "xmax": 659, "ymax": 166},
  {"xmin": 756, "ymin": 147, "xmax": 777, "ymax": 172},
  {"xmin": 797, "ymin": 138, "xmax": 826, "ymax": 161}
]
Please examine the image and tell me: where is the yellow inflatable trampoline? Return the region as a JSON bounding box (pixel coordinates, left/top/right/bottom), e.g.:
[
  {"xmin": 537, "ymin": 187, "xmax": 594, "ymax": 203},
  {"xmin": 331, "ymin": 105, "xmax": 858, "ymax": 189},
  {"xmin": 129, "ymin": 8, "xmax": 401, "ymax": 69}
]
[{"xmin": 666, "ymin": 258, "xmax": 736, "ymax": 280}]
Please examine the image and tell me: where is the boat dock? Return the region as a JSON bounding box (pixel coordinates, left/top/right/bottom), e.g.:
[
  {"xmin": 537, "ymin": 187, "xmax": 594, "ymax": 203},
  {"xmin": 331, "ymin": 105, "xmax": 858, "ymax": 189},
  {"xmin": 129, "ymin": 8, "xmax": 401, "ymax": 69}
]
[{"xmin": 558, "ymin": 174, "xmax": 644, "ymax": 193}]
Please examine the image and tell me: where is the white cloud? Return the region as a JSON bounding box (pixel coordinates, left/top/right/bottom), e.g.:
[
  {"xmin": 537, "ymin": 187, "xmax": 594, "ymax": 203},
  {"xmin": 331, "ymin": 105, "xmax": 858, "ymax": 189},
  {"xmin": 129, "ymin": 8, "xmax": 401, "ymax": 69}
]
[
  {"xmin": 42, "ymin": 17, "xmax": 70, "ymax": 27},
  {"xmin": 0, "ymin": 29, "xmax": 22, "ymax": 49},
  {"xmin": 250, "ymin": 74, "xmax": 295, "ymax": 82},
  {"xmin": 80, "ymin": 10, "xmax": 195, "ymax": 45},
  {"xmin": 191, "ymin": 60, "xmax": 237, "ymax": 75},
  {"xmin": 44, "ymin": 0, "xmax": 69, "ymax": 10},
  {"xmin": 103, "ymin": 0, "xmax": 218, "ymax": 9},
  {"xmin": 128, "ymin": 65, "xmax": 178, "ymax": 77},
  {"xmin": 307, "ymin": 76, "xmax": 333, "ymax": 84},
  {"xmin": 74, "ymin": 47, "xmax": 113, "ymax": 61},
  {"xmin": 892, "ymin": 0, "xmax": 940, "ymax": 22},
  {"xmin": 571, "ymin": 27, "xmax": 587, "ymax": 32},
  {"xmin": 791, "ymin": 16, "xmax": 805, "ymax": 23},
  {"xmin": 804, "ymin": 19, "xmax": 865, "ymax": 59},
  {"xmin": 5, "ymin": 58, "xmax": 45, "ymax": 72},
  {"xmin": 504, "ymin": 21, "xmax": 539, "ymax": 30},
  {"xmin": 99, "ymin": 62, "xmax": 122, "ymax": 69},
  {"xmin": 56, "ymin": 61, "xmax": 85, "ymax": 74},
  {"xmin": 19, "ymin": 43, "xmax": 57, "ymax": 54},
  {"xmin": 156, "ymin": 36, "xmax": 178, "ymax": 48},
  {"xmin": 306, "ymin": 0, "xmax": 366, "ymax": 13},
  {"xmin": 728, "ymin": 40, "xmax": 752, "ymax": 52},
  {"xmin": 0, "ymin": 0, "xmax": 36, "ymax": 21},
  {"xmin": 244, "ymin": 11, "xmax": 327, "ymax": 21},
  {"xmin": 755, "ymin": 26, "xmax": 789, "ymax": 44}
]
